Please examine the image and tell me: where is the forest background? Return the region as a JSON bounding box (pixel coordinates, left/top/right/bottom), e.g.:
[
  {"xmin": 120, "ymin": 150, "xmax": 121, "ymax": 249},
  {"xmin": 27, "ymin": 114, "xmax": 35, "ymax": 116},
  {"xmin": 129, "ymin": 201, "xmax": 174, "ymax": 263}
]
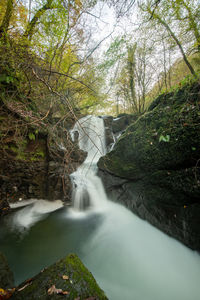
[{"xmin": 0, "ymin": 0, "xmax": 200, "ymax": 120}]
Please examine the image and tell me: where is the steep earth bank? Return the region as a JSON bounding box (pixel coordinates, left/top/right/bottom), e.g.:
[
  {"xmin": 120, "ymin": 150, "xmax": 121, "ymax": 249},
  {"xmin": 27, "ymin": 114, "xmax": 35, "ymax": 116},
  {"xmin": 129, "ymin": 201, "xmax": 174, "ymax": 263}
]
[{"xmin": 98, "ymin": 81, "xmax": 200, "ymax": 251}]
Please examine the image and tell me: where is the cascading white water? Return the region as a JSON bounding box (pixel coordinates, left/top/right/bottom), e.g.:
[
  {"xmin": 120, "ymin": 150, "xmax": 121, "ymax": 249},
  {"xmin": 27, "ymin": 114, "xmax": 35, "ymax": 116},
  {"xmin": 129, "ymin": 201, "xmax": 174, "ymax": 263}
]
[
  {"xmin": 70, "ymin": 115, "xmax": 108, "ymax": 211},
  {"xmin": 1, "ymin": 114, "xmax": 200, "ymax": 300}
]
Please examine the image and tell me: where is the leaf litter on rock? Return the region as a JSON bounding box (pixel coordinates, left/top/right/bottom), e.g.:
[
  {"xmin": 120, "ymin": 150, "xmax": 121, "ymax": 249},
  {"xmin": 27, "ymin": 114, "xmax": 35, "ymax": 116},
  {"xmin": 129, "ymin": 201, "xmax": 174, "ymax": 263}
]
[{"xmin": 47, "ymin": 285, "xmax": 69, "ymax": 295}]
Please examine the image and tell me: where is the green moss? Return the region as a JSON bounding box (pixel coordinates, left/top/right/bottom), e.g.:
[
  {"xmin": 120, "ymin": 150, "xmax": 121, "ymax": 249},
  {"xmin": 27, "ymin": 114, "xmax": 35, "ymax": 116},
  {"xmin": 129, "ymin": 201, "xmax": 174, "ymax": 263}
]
[
  {"xmin": 98, "ymin": 81, "xmax": 200, "ymax": 179},
  {"xmin": 12, "ymin": 254, "xmax": 108, "ymax": 300},
  {"xmin": 2, "ymin": 138, "xmax": 46, "ymax": 162}
]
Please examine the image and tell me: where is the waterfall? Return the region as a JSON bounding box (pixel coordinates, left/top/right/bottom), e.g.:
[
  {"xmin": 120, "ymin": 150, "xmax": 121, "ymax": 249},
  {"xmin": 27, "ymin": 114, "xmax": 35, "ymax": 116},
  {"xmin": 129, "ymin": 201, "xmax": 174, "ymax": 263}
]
[{"xmin": 70, "ymin": 115, "xmax": 107, "ymax": 211}]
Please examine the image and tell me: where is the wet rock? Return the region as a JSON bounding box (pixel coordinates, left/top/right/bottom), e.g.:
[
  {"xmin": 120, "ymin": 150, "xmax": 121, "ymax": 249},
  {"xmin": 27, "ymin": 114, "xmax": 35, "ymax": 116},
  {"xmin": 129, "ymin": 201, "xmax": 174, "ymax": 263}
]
[
  {"xmin": 102, "ymin": 114, "xmax": 137, "ymax": 151},
  {"xmin": 99, "ymin": 169, "xmax": 200, "ymax": 251},
  {"xmin": 98, "ymin": 82, "xmax": 200, "ymax": 251},
  {"xmin": 0, "ymin": 117, "xmax": 87, "ymax": 207},
  {"xmin": 102, "ymin": 115, "xmax": 113, "ymax": 128},
  {"xmin": 112, "ymin": 114, "xmax": 137, "ymax": 133},
  {"xmin": 12, "ymin": 253, "xmax": 108, "ymax": 300},
  {"xmin": 104, "ymin": 127, "xmax": 115, "ymax": 151},
  {"xmin": 0, "ymin": 252, "xmax": 14, "ymax": 289}
]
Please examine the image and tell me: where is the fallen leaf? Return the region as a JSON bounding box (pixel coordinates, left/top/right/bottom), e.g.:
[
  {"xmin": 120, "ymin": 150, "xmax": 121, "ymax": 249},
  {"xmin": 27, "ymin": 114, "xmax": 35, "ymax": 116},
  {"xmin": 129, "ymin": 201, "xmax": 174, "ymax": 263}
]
[
  {"xmin": 47, "ymin": 285, "xmax": 69, "ymax": 296},
  {"xmin": 62, "ymin": 275, "xmax": 69, "ymax": 280},
  {"xmin": 0, "ymin": 288, "xmax": 15, "ymax": 299},
  {"xmin": 18, "ymin": 282, "xmax": 32, "ymax": 292},
  {"xmin": 62, "ymin": 291, "xmax": 70, "ymax": 295},
  {"xmin": 48, "ymin": 285, "xmax": 62, "ymax": 295},
  {"xmin": 41, "ymin": 268, "xmax": 46, "ymax": 273}
]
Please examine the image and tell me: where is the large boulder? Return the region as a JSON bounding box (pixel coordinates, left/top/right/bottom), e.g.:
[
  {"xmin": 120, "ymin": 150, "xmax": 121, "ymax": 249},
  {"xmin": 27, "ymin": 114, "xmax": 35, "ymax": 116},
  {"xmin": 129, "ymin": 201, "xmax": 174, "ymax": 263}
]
[
  {"xmin": 98, "ymin": 81, "xmax": 200, "ymax": 251},
  {"xmin": 12, "ymin": 253, "xmax": 108, "ymax": 300}
]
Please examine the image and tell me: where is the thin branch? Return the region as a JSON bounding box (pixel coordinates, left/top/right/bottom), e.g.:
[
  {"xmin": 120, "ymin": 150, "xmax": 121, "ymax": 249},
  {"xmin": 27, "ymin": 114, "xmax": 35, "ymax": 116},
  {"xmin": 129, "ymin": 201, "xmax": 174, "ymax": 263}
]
[
  {"xmin": 67, "ymin": 28, "xmax": 116, "ymax": 72},
  {"xmin": 42, "ymin": 69, "xmax": 97, "ymax": 93},
  {"xmin": 84, "ymin": 11, "xmax": 109, "ymax": 24}
]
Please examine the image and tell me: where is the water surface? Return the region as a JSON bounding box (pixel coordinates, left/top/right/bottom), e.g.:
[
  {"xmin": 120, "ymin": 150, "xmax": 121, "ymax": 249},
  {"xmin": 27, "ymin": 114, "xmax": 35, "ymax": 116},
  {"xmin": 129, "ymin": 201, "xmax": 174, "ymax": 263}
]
[{"xmin": 0, "ymin": 200, "xmax": 200, "ymax": 300}]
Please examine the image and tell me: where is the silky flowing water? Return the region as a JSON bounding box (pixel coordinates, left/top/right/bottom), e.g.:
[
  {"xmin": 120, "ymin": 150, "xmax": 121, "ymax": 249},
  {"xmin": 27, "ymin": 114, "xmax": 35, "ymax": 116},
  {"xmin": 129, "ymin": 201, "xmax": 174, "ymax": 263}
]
[{"xmin": 0, "ymin": 116, "xmax": 200, "ymax": 300}]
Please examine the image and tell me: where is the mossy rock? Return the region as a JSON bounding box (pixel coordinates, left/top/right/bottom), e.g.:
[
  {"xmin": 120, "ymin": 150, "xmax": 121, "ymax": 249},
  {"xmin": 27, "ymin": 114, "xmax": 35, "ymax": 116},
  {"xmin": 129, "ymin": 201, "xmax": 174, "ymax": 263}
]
[
  {"xmin": 98, "ymin": 81, "xmax": 200, "ymax": 250},
  {"xmin": 12, "ymin": 254, "xmax": 108, "ymax": 300},
  {"xmin": 98, "ymin": 81, "xmax": 200, "ymax": 179}
]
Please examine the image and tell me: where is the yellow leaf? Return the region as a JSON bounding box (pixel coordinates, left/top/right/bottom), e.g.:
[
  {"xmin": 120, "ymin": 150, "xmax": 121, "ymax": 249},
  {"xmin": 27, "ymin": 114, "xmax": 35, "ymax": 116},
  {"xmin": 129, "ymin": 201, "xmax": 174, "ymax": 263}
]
[
  {"xmin": 0, "ymin": 288, "xmax": 6, "ymax": 296},
  {"xmin": 0, "ymin": 288, "xmax": 15, "ymax": 299}
]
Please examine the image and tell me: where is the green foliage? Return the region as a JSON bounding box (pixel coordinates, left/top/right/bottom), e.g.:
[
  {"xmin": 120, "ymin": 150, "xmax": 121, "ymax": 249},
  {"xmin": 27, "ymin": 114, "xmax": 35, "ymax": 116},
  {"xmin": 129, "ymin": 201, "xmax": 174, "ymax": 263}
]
[
  {"xmin": 159, "ymin": 134, "xmax": 170, "ymax": 143},
  {"xmin": 0, "ymin": 74, "xmax": 14, "ymax": 84},
  {"xmin": 28, "ymin": 132, "xmax": 36, "ymax": 141},
  {"xmin": 30, "ymin": 149, "xmax": 45, "ymax": 161},
  {"xmin": 98, "ymin": 36, "xmax": 126, "ymax": 71},
  {"xmin": 147, "ymin": 53, "xmax": 200, "ymax": 105}
]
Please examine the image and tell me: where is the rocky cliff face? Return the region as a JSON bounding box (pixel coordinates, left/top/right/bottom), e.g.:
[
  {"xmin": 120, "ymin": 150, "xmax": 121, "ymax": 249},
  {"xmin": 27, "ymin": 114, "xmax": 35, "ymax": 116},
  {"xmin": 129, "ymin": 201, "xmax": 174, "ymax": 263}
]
[
  {"xmin": 98, "ymin": 81, "xmax": 200, "ymax": 251},
  {"xmin": 0, "ymin": 99, "xmax": 86, "ymax": 215}
]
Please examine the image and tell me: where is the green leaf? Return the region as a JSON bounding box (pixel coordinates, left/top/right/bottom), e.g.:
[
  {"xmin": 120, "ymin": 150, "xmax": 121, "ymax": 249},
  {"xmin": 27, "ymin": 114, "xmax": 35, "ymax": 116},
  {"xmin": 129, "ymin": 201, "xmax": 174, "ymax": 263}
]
[
  {"xmin": 28, "ymin": 132, "xmax": 35, "ymax": 141},
  {"xmin": 159, "ymin": 134, "xmax": 170, "ymax": 142}
]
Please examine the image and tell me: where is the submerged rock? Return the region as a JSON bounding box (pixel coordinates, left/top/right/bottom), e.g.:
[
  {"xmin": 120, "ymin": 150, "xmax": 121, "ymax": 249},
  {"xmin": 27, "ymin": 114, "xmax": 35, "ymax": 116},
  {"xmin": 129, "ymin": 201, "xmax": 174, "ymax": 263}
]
[
  {"xmin": 98, "ymin": 81, "xmax": 200, "ymax": 251},
  {"xmin": 12, "ymin": 253, "xmax": 108, "ymax": 300}
]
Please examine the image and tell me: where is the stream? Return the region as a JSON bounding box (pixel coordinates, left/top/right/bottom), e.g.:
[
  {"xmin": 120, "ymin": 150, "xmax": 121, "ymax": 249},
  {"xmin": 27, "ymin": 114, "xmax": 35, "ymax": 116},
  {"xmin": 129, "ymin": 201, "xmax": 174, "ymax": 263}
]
[{"xmin": 0, "ymin": 115, "xmax": 200, "ymax": 300}]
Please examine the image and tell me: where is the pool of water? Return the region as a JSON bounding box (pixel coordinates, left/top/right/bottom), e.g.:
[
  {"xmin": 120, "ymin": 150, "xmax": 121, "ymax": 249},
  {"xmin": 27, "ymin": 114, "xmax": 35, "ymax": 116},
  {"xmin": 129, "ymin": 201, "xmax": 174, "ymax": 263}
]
[{"xmin": 0, "ymin": 199, "xmax": 200, "ymax": 300}]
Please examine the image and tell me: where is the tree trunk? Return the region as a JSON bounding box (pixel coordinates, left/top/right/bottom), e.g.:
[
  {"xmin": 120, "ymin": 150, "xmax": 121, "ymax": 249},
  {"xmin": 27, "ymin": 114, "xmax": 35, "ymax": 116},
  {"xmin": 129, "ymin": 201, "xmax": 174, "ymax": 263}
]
[
  {"xmin": 0, "ymin": 0, "xmax": 14, "ymax": 39},
  {"xmin": 127, "ymin": 44, "xmax": 138, "ymax": 113},
  {"xmin": 152, "ymin": 11, "xmax": 196, "ymax": 76},
  {"xmin": 182, "ymin": 0, "xmax": 200, "ymax": 52},
  {"xmin": 23, "ymin": 0, "xmax": 54, "ymax": 41}
]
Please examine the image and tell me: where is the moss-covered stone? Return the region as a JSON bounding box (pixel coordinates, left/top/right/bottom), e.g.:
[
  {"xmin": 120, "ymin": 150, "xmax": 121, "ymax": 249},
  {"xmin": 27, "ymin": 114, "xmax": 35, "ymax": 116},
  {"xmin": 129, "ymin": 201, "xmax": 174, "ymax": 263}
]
[
  {"xmin": 12, "ymin": 253, "xmax": 108, "ymax": 300},
  {"xmin": 98, "ymin": 81, "xmax": 200, "ymax": 250},
  {"xmin": 98, "ymin": 81, "xmax": 200, "ymax": 179}
]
